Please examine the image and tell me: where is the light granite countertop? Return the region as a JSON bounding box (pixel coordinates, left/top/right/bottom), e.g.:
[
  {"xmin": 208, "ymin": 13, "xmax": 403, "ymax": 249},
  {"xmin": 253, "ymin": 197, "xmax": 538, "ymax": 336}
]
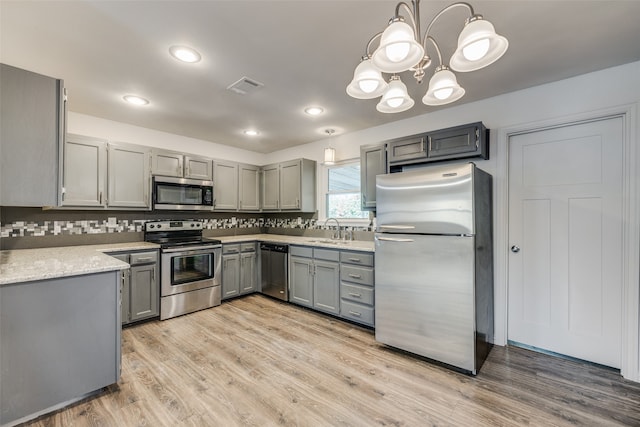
[
  {"xmin": 0, "ymin": 242, "xmax": 160, "ymax": 286},
  {"xmin": 216, "ymin": 233, "xmax": 375, "ymax": 252},
  {"xmin": 0, "ymin": 236, "xmax": 373, "ymax": 286}
]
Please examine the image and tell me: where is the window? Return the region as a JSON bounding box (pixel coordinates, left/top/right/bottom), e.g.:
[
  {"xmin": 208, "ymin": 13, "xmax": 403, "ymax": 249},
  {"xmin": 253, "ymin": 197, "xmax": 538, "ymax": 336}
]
[{"xmin": 324, "ymin": 160, "xmax": 368, "ymax": 220}]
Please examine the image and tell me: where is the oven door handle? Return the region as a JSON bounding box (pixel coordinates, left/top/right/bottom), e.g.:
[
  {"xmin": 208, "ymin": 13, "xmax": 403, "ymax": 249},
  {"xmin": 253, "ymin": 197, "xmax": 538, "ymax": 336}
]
[{"xmin": 162, "ymin": 244, "xmax": 221, "ymax": 254}]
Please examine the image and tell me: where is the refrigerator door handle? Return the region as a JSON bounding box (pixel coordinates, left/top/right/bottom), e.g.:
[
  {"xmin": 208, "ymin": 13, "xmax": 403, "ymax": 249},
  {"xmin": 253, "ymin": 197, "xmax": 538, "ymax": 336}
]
[
  {"xmin": 378, "ymin": 225, "xmax": 416, "ymax": 230},
  {"xmin": 377, "ymin": 236, "xmax": 415, "ymax": 242}
]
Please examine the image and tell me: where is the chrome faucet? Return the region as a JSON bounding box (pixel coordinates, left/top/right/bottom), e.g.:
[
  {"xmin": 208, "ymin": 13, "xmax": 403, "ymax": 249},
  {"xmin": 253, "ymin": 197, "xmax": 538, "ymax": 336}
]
[{"xmin": 324, "ymin": 217, "xmax": 341, "ymax": 240}]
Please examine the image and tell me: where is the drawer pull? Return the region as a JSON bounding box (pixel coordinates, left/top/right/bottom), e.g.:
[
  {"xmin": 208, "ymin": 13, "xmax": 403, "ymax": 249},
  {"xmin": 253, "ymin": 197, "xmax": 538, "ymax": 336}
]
[
  {"xmin": 348, "ymin": 311, "xmax": 362, "ymax": 317},
  {"xmin": 134, "ymin": 257, "xmax": 154, "ymax": 262},
  {"xmin": 348, "ymin": 273, "xmax": 362, "ymax": 279},
  {"xmin": 348, "ymin": 258, "xmax": 362, "ymax": 262},
  {"xmin": 348, "ymin": 292, "xmax": 362, "ymax": 298}
]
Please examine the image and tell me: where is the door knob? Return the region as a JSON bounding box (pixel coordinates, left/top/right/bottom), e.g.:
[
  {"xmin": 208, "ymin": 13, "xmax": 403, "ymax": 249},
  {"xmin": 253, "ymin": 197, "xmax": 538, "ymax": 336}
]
[{"xmin": 511, "ymin": 245, "xmax": 520, "ymax": 253}]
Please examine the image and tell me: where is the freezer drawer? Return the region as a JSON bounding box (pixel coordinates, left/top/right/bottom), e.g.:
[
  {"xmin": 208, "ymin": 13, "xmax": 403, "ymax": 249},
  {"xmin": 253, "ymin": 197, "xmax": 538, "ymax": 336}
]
[{"xmin": 374, "ymin": 233, "xmax": 477, "ymax": 372}]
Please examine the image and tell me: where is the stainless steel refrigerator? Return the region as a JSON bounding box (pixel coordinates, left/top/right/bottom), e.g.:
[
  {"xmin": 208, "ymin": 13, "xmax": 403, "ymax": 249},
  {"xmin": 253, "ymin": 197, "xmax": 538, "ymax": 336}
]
[{"xmin": 374, "ymin": 162, "xmax": 494, "ymax": 375}]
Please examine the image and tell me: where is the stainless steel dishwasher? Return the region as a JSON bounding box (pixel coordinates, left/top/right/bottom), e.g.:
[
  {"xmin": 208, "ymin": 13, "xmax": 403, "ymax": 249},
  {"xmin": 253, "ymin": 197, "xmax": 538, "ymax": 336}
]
[{"xmin": 260, "ymin": 243, "xmax": 288, "ymax": 301}]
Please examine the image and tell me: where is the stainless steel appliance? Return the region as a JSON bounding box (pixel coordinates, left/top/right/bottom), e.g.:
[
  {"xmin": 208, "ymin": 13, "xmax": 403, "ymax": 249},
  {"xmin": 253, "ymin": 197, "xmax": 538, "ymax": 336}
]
[
  {"xmin": 374, "ymin": 163, "xmax": 494, "ymax": 375},
  {"xmin": 152, "ymin": 176, "xmax": 214, "ymax": 211},
  {"xmin": 144, "ymin": 220, "xmax": 222, "ymax": 320},
  {"xmin": 260, "ymin": 243, "xmax": 288, "ymax": 301}
]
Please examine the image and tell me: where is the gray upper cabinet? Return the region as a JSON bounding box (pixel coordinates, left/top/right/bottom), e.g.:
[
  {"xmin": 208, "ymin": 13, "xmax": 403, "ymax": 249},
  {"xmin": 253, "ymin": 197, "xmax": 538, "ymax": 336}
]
[
  {"xmin": 427, "ymin": 122, "xmax": 488, "ymax": 161},
  {"xmin": 360, "ymin": 143, "xmax": 387, "ymax": 210},
  {"xmin": 0, "ymin": 63, "xmax": 66, "ymax": 206},
  {"xmin": 184, "ymin": 155, "xmax": 212, "ymax": 180},
  {"xmin": 261, "ymin": 163, "xmax": 280, "ymax": 210},
  {"xmin": 213, "ymin": 160, "xmax": 239, "ymax": 210},
  {"xmin": 62, "ymin": 134, "xmax": 107, "ymax": 207},
  {"xmin": 151, "ymin": 149, "xmax": 183, "ymax": 177},
  {"xmin": 279, "ymin": 160, "xmax": 302, "ymax": 210},
  {"xmin": 261, "ymin": 158, "xmax": 316, "ymax": 212},
  {"xmin": 239, "ymin": 164, "xmax": 260, "ymax": 211},
  {"xmin": 108, "ymin": 142, "xmax": 151, "ymax": 209},
  {"xmin": 152, "ymin": 149, "xmax": 212, "ymax": 181},
  {"xmin": 387, "ymin": 122, "xmax": 489, "ymax": 172},
  {"xmin": 388, "ymin": 135, "xmax": 427, "ymax": 166}
]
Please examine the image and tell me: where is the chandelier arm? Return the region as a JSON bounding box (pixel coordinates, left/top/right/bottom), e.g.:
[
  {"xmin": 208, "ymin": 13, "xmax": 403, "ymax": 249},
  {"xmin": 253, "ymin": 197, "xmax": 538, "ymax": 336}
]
[
  {"xmin": 421, "ymin": 2, "xmax": 474, "ymax": 48},
  {"xmin": 394, "ymin": 1, "xmax": 419, "ymax": 35},
  {"xmin": 365, "ymin": 32, "xmax": 383, "ymax": 57},
  {"xmin": 426, "ymin": 36, "xmax": 443, "ymax": 66}
]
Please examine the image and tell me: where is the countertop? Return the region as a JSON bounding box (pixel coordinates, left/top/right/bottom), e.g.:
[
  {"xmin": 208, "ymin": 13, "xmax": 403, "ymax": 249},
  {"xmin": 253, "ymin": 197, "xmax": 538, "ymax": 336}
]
[
  {"xmin": 216, "ymin": 234, "xmax": 375, "ymax": 252},
  {"xmin": 0, "ymin": 242, "xmax": 160, "ymax": 286},
  {"xmin": 0, "ymin": 236, "xmax": 373, "ymax": 286}
]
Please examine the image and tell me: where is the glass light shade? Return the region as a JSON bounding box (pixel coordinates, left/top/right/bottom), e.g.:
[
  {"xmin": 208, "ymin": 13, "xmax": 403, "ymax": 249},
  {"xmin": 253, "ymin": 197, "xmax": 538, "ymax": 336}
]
[
  {"xmin": 422, "ymin": 68, "xmax": 465, "ymax": 106},
  {"xmin": 324, "ymin": 147, "xmax": 336, "ymax": 165},
  {"xmin": 450, "ymin": 17, "xmax": 508, "ymax": 72},
  {"xmin": 376, "ymin": 77, "xmax": 414, "ymax": 113},
  {"xmin": 371, "ymin": 20, "xmax": 424, "ymax": 73},
  {"xmin": 346, "ymin": 58, "xmax": 388, "ymax": 99}
]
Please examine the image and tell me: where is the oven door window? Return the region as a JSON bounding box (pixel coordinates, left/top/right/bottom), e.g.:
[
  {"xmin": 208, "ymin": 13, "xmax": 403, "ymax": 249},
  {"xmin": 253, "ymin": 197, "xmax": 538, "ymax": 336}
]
[
  {"xmin": 171, "ymin": 253, "xmax": 213, "ymax": 285},
  {"xmin": 156, "ymin": 183, "xmax": 203, "ymax": 206}
]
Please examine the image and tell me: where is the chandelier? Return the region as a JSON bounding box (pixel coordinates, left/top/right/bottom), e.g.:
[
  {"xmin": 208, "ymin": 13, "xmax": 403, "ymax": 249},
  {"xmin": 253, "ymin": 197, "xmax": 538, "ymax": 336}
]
[{"xmin": 346, "ymin": 0, "xmax": 508, "ymax": 113}]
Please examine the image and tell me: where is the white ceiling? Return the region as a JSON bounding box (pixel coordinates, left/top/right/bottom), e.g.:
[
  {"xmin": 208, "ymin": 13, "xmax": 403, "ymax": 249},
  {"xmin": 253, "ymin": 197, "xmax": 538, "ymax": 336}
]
[{"xmin": 2, "ymin": 1, "xmax": 640, "ymax": 153}]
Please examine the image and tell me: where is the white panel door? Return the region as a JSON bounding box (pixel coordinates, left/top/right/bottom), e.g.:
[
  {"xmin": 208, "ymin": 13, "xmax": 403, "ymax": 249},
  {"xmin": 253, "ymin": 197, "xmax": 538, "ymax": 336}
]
[{"xmin": 508, "ymin": 117, "xmax": 623, "ymax": 368}]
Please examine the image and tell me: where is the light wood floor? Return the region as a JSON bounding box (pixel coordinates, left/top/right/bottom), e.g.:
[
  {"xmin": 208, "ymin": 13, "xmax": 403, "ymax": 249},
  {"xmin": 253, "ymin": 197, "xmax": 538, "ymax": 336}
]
[{"xmin": 24, "ymin": 294, "xmax": 640, "ymax": 426}]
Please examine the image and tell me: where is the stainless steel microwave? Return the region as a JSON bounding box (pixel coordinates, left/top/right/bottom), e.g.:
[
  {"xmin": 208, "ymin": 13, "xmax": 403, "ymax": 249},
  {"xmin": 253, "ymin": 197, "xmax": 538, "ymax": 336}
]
[{"xmin": 152, "ymin": 176, "xmax": 213, "ymax": 210}]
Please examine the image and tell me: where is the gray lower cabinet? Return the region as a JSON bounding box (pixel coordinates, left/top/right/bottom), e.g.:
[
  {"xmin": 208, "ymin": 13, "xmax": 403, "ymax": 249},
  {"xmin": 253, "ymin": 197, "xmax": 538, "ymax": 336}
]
[
  {"xmin": 289, "ymin": 246, "xmax": 340, "ymax": 315},
  {"xmin": 0, "ymin": 63, "xmax": 65, "ymax": 207},
  {"xmin": 108, "ymin": 250, "xmax": 159, "ymax": 325},
  {"xmin": 0, "ymin": 271, "xmax": 121, "ymax": 426},
  {"xmin": 339, "ymin": 250, "xmax": 375, "ymax": 326},
  {"xmin": 223, "ymin": 243, "xmax": 258, "ymax": 299},
  {"xmin": 240, "ymin": 243, "xmax": 258, "ymax": 294}
]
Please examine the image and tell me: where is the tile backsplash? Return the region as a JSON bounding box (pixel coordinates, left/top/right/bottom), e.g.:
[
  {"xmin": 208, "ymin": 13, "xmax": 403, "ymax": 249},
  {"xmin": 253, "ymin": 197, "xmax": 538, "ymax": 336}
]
[{"xmin": 1, "ymin": 214, "xmax": 371, "ymax": 238}]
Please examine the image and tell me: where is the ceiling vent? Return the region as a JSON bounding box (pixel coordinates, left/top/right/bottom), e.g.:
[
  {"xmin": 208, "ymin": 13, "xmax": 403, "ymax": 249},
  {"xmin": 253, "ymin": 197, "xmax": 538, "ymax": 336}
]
[{"xmin": 226, "ymin": 76, "xmax": 264, "ymax": 95}]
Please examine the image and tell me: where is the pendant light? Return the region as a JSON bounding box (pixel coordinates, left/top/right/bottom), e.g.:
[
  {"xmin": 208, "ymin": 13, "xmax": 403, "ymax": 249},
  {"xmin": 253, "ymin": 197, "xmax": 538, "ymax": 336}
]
[{"xmin": 323, "ymin": 129, "xmax": 336, "ymax": 165}]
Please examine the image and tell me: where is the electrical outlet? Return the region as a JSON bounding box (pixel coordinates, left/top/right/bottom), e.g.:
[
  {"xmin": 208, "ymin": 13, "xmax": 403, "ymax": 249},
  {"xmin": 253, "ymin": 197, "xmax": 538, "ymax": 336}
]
[
  {"xmin": 231, "ymin": 217, "xmax": 237, "ymax": 226},
  {"xmin": 297, "ymin": 217, "xmax": 302, "ymax": 225}
]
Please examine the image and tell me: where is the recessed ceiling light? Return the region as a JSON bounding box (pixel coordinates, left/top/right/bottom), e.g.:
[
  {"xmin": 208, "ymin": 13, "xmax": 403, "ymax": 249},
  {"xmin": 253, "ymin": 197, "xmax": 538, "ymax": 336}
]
[
  {"xmin": 244, "ymin": 129, "xmax": 259, "ymax": 136},
  {"xmin": 123, "ymin": 95, "xmax": 149, "ymax": 106},
  {"xmin": 304, "ymin": 106, "xmax": 324, "ymax": 116},
  {"xmin": 169, "ymin": 45, "xmax": 201, "ymax": 63}
]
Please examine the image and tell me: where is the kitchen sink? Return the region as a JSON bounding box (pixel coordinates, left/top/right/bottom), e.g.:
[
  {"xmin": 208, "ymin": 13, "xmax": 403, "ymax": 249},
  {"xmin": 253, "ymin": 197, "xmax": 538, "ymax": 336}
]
[{"xmin": 306, "ymin": 239, "xmax": 349, "ymax": 245}]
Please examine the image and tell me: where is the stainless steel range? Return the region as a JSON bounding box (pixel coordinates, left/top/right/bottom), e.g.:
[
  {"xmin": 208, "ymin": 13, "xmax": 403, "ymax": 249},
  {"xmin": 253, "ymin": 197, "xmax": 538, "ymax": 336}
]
[{"xmin": 144, "ymin": 220, "xmax": 222, "ymax": 320}]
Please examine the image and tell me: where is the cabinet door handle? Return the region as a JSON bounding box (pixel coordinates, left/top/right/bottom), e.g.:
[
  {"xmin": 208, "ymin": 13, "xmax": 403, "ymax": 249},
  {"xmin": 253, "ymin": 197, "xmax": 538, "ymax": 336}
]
[
  {"xmin": 348, "ymin": 292, "xmax": 362, "ymax": 298},
  {"xmin": 348, "ymin": 311, "xmax": 362, "ymax": 317},
  {"xmin": 348, "ymin": 273, "xmax": 362, "ymax": 279},
  {"xmin": 99, "ymin": 191, "xmax": 103, "ymax": 204}
]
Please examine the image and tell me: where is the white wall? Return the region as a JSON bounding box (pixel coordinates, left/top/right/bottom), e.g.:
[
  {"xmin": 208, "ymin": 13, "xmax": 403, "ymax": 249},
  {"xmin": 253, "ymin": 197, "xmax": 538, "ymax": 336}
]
[{"xmin": 68, "ymin": 113, "xmax": 264, "ymax": 166}]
